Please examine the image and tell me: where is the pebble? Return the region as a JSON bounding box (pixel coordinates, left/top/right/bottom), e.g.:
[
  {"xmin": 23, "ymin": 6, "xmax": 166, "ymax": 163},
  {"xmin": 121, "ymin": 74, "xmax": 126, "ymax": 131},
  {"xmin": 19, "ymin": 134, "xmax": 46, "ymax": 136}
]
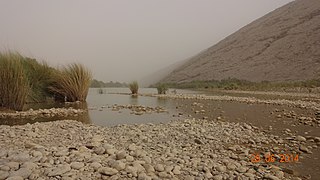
[
  {"xmin": 0, "ymin": 171, "xmax": 9, "ymax": 180},
  {"xmin": 128, "ymin": 144, "xmax": 137, "ymax": 151},
  {"xmin": 144, "ymin": 164, "xmax": 155, "ymax": 173},
  {"xmin": 264, "ymin": 174, "xmax": 280, "ymax": 180},
  {"xmin": 47, "ymin": 164, "xmax": 71, "ymax": 176},
  {"xmin": 295, "ymin": 135, "xmax": 307, "ymax": 142},
  {"xmin": 6, "ymin": 162, "xmax": 19, "ymax": 171},
  {"xmin": 138, "ymin": 173, "xmax": 151, "ymax": 180},
  {"xmin": 216, "ymin": 165, "xmax": 227, "ymax": 172},
  {"xmin": 99, "ymin": 167, "xmax": 119, "ymax": 176},
  {"xmin": 126, "ymin": 166, "xmax": 138, "ymax": 177},
  {"xmin": 236, "ymin": 166, "xmax": 247, "ymax": 173},
  {"xmin": 6, "ymin": 177, "xmax": 24, "ymax": 180},
  {"xmin": 70, "ymin": 162, "xmax": 85, "ymax": 170},
  {"xmin": 126, "ymin": 155, "xmax": 135, "ymax": 162},
  {"xmin": 21, "ymin": 162, "xmax": 37, "ymax": 170},
  {"xmin": 299, "ymin": 145, "xmax": 312, "ymax": 153},
  {"xmin": 116, "ymin": 151, "xmax": 127, "ymax": 160},
  {"xmin": 109, "ymin": 160, "xmax": 126, "ymax": 171},
  {"xmin": 0, "ymin": 117, "xmax": 305, "ymax": 179},
  {"xmin": 155, "ymin": 164, "xmax": 165, "ymax": 172},
  {"xmin": 93, "ymin": 146, "xmax": 105, "ymax": 155},
  {"xmin": 194, "ymin": 139, "xmax": 203, "ymax": 144},
  {"xmin": 9, "ymin": 168, "xmax": 32, "ymax": 179},
  {"xmin": 213, "ymin": 175, "xmax": 223, "ymax": 180},
  {"xmin": 158, "ymin": 172, "xmax": 170, "ymax": 178},
  {"xmin": 90, "ymin": 162, "xmax": 102, "ymax": 171}
]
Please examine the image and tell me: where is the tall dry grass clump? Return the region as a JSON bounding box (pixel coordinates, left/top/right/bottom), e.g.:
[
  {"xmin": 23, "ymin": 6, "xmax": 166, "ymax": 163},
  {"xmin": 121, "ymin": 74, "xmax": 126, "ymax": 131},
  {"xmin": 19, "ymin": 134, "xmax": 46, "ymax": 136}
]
[
  {"xmin": 0, "ymin": 52, "xmax": 29, "ymax": 110},
  {"xmin": 156, "ymin": 83, "xmax": 168, "ymax": 94},
  {"xmin": 49, "ymin": 63, "xmax": 92, "ymax": 102},
  {"xmin": 22, "ymin": 58, "xmax": 54, "ymax": 102},
  {"xmin": 129, "ymin": 81, "xmax": 139, "ymax": 94}
]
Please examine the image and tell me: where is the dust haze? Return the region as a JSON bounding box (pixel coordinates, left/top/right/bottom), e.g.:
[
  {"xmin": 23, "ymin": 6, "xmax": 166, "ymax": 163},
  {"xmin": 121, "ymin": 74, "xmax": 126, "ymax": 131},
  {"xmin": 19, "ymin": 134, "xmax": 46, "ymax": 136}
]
[{"xmin": 0, "ymin": 0, "xmax": 292, "ymax": 84}]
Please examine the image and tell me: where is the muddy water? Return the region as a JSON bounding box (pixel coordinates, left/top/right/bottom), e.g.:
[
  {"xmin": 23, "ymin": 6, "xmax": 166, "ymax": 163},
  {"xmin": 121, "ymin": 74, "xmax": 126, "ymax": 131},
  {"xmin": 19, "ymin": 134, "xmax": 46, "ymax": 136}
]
[
  {"xmin": 0, "ymin": 88, "xmax": 198, "ymax": 126},
  {"xmin": 201, "ymin": 89, "xmax": 320, "ymax": 102},
  {"xmin": 172, "ymin": 98, "xmax": 320, "ymax": 179}
]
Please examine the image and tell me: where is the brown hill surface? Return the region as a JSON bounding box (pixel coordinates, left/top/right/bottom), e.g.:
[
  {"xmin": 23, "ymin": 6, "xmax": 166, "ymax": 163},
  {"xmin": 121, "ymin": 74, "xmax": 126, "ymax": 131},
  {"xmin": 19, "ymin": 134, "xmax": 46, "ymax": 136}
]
[{"xmin": 162, "ymin": 0, "xmax": 320, "ymax": 83}]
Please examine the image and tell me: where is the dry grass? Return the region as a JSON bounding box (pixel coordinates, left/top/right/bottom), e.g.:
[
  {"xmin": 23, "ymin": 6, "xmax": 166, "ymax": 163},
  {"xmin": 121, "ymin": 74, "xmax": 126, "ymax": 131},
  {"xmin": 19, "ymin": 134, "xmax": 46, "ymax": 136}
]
[
  {"xmin": 156, "ymin": 83, "xmax": 168, "ymax": 94},
  {"xmin": 49, "ymin": 63, "xmax": 92, "ymax": 102},
  {"xmin": 129, "ymin": 81, "xmax": 139, "ymax": 94},
  {"xmin": 0, "ymin": 51, "xmax": 92, "ymax": 109},
  {"xmin": 22, "ymin": 58, "xmax": 54, "ymax": 102},
  {"xmin": 0, "ymin": 52, "xmax": 29, "ymax": 110}
]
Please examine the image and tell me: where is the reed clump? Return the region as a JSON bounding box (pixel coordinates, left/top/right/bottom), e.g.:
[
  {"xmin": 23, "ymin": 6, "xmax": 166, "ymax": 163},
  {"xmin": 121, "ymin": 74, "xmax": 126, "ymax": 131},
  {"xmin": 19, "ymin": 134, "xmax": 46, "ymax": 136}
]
[
  {"xmin": 129, "ymin": 81, "xmax": 139, "ymax": 94},
  {"xmin": 0, "ymin": 52, "xmax": 29, "ymax": 111},
  {"xmin": 0, "ymin": 51, "xmax": 92, "ymax": 111},
  {"xmin": 22, "ymin": 58, "xmax": 54, "ymax": 103},
  {"xmin": 49, "ymin": 63, "xmax": 92, "ymax": 102},
  {"xmin": 156, "ymin": 83, "xmax": 168, "ymax": 94}
]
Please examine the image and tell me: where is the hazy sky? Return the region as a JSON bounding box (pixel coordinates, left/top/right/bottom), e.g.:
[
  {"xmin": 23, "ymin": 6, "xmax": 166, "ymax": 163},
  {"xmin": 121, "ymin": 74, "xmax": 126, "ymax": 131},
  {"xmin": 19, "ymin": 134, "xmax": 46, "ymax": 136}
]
[{"xmin": 0, "ymin": 0, "xmax": 293, "ymax": 83}]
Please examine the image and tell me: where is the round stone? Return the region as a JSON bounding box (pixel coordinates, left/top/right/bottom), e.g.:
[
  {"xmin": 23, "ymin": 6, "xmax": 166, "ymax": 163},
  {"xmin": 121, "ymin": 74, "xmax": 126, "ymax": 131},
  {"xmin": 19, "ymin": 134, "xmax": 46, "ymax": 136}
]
[
  {"xmin": 155, "ymin": 164, "xmax": 165, "ymax": 172},
  {"xmin": 71, "ymin": 162, "xmax": 85, "ymax": 170}
]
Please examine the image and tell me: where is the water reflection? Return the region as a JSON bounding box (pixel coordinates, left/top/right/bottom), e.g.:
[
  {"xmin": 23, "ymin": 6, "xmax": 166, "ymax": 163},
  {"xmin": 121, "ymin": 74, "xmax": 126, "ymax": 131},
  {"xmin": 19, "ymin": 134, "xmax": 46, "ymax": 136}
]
[
  {"xmin": 129, "ymin": 95, "xmax": 139, "ymax": 105},
  {"xmin": 156, "ymin": 97, "xmax": 168, "ymax": 107},
  {"xmin": 1, "ymin": 88, "xmax": 200, "ymax": 126},
  {"xmin": 1, "ymin": 102, "xmax": 92, "ymax": 126}
]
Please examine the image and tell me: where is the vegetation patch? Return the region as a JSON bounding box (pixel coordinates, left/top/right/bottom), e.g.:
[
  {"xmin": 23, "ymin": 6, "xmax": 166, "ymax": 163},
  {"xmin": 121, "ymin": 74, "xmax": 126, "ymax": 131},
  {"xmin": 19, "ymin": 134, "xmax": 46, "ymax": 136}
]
[
  {"xmin": 0, "ymin": 51, "xmax": 92, "ymax": 111},
  {"xmin": 48, "ymin": 63, "xmax": 92, "ymax": 102},
  {"xmin": 129, "ymin": 81, "xmax": 139, "ymax": 94},
  {"xmin": 160, "ymin": 78, "xmax": 320, "ymax": 92},
  {"xmin": 91, "ymin": 79, "xmax": 127, "ymax": 88},
  {"xmin": 156, "ymin": 83, "xmax": 169, "ymax": 94},
  {"xmin": 0, "ymin": 52, "xmax": 29, "ymax": 111}
]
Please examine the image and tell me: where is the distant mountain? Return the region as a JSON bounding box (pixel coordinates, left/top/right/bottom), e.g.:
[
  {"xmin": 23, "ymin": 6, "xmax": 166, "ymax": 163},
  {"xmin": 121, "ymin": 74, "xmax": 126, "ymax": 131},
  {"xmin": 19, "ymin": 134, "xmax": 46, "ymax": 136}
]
[{"xmin": 162, "ymin": 0, "xmax": 320, "ymax": 83}]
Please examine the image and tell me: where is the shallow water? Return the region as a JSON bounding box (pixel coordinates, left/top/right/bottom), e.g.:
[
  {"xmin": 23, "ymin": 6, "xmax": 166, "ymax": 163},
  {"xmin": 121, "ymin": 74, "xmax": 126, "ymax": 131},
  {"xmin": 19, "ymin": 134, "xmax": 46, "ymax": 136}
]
[
  {"xmin": 0, "ymin": 88, "xmax": 198, "ymax": 126},
  {"xmin": 86, "ymin": 88, "xmax": 180, "ymax": 126}
]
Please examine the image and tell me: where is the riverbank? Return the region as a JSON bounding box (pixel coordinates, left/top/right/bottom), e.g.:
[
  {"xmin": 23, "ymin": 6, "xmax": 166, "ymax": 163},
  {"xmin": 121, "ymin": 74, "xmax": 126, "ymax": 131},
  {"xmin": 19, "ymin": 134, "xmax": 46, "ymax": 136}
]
[
  {"xmin": 0, "ymin": 108, "xmax": 85, "ymax": 119},
  {"xmin": 151, "ymin": 91, "xmax": 320, "ymax": 179},
  {"xmin": 1, "ymin": 90, "xmax": 320, "ymax": 179},
  {"xmin": 150, "ymin": 93, "xmax": 320, "ymax": 111},
  {"xmin": 0, "ymin": 119, "xmax": 308, "ymax": 180}
]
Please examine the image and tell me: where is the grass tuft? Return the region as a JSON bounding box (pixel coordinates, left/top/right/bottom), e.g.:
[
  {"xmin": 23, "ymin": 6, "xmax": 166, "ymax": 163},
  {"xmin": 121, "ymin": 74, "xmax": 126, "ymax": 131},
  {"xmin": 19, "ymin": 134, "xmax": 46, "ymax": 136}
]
[
  {"xmin": 49, "ymin": 63, "xmax": 92, "ymax": 102},
  {"xmin": 0, "ymin": 52, "xmax": 29, "ymax": 110},
  {"xmin": 21, "ymin": 58, "xmax": 54, "ymax": 102},
  {"xmin": 129, "ymin": 81, "xmax": 139, "ymax": 94},
  {"xmin": 156, "ymin": 83, "xmax": 168, "ymax": 94}
]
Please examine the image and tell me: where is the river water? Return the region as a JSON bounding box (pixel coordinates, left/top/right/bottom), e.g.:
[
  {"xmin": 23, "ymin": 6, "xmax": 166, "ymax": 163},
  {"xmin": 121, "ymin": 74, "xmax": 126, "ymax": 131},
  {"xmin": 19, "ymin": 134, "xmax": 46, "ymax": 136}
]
[{"xmin": 0, "ymin": 88, "xmax": 199, "ymax": 126}]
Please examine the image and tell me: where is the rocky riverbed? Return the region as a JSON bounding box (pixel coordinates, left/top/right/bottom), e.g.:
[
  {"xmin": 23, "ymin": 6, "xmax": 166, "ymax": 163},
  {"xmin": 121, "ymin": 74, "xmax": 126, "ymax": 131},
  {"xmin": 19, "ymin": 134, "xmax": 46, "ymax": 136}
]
[
  {"xmin": 0, "ymin": 118, "xmax": 313, "ymax": 180},
  {"xmin": 89, "ymin": 105, "xmax": 168, "ymax": 116},
  {"xmin": 0, "ymin": 108, "xmax": 85, "ymax": 119},
  {"xmin": 150, "ymin": 94, "xmax": 320, "ymax": 111}
]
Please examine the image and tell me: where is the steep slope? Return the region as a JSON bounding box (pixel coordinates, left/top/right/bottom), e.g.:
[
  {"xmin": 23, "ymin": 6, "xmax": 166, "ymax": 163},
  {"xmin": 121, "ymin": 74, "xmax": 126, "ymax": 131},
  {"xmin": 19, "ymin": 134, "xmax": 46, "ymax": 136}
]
[{"xmin": 162, "ymin": 0, "xmax": 320, "ymax": 83}]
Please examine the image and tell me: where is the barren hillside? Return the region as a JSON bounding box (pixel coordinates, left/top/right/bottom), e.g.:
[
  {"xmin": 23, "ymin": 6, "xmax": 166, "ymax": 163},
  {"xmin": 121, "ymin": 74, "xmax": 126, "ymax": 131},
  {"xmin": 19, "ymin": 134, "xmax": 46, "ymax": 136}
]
[{"xmin": 162, "ymin": 0, "xmax": 320, "ymax": 83}]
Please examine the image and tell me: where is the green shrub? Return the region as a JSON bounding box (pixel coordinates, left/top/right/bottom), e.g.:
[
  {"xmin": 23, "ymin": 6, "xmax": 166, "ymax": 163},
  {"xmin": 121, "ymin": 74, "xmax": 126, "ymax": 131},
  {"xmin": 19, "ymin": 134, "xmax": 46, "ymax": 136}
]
[
  {"xmin": 156, "ymin": 83, "xmax": 168, "ymax": 94},
  {"xmin": 0, "ymin": 52, "xmax": 29, "ymax": 110},
  {"xmin": 49, "ymin": 63, "xmax": 92, "ymax": 102},
  {"xmin": 129, "ymin": 81, "xmax": 139, "ymax": 94}
]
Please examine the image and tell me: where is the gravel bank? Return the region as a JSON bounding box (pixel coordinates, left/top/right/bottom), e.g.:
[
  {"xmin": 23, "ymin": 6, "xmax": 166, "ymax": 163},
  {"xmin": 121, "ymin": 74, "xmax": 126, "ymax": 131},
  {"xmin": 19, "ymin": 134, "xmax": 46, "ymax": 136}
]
[
  {"xmin": 151, "ymin": 94, "xmax": 320, "ymax": 111},
  {"xmin": 0, "ymin": 108, "xmax": 85, "ymax": 119},
  {"xmin": 0, "ymin": 119, "xmax": 308, "ymax": 179}
]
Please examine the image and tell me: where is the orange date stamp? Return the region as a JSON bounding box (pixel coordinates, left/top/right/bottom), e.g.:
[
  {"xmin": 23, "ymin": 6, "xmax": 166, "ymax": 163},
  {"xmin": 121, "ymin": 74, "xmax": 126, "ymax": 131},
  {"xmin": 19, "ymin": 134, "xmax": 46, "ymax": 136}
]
[{"xmin": 250, "ymin": 153, "xmax": 299, "ymax": 163}]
